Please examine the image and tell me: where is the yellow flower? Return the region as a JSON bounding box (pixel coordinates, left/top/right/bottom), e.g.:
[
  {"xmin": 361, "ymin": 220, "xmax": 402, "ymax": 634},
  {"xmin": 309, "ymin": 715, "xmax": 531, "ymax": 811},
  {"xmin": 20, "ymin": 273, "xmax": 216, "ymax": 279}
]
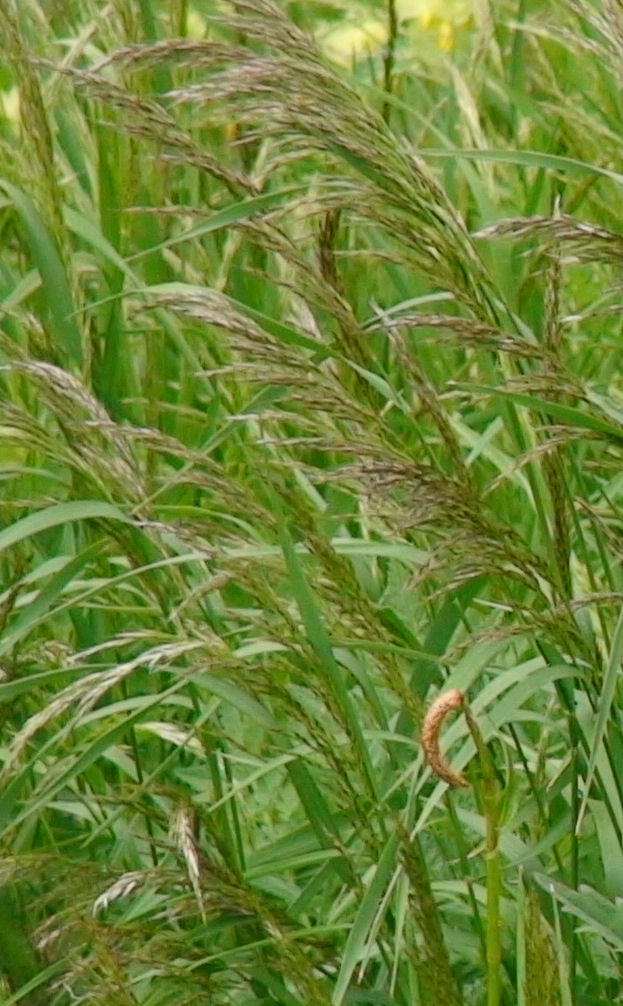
[
  {"xmin": 0, "ymin": 86, "xmax": 20, "ymax": 127},
  {"xmin": 320, "ymin": 18, "xmax": 388, "ymax": 66},
  {"xmin": 318, "ymin": 0, "xmax": 477, "ymax": 67},
  {"xmin": 186, "ymin": 8, "xmax": 208, "ymax": 39},
  {"xmin": 398, "ymin": 0, "xmax": 476, "ymax": 54},
  {"xmin": 397, "ymin": 0, "xmax": 474, "ymax": 25},
  {"xmin": 438, "ymin": 20, "xmax": 455, "ymax": 52}
]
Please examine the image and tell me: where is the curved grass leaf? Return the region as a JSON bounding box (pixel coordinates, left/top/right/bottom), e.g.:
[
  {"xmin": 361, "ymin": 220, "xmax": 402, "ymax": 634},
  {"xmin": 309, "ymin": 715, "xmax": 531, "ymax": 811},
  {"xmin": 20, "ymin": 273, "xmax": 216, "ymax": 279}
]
[{"xmin": 0, "ymin": 180, "xmax": 82, "ymax": 367}]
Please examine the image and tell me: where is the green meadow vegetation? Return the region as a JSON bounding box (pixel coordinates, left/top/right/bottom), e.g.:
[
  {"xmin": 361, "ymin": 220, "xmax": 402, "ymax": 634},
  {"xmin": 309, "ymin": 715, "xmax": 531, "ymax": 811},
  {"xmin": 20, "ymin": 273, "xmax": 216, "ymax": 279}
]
[{"xmin": 1, "ymin": 0, "xmax": 623, "ymax": 1002}]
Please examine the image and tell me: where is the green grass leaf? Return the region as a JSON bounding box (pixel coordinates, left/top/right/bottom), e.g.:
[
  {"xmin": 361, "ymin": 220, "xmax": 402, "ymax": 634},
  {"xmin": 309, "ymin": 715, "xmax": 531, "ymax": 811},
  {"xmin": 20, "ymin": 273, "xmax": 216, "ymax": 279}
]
[{"xmin": 0, "ymin": 180, "xmax": 83, "ymax": 367}]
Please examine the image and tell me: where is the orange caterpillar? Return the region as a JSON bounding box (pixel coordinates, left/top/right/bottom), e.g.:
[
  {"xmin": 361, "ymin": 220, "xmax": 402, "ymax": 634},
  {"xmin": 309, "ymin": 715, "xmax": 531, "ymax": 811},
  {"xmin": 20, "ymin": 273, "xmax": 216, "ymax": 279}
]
[{"xmin": 421, "ymin": 688, "xmax": 469, "ymax": 788}]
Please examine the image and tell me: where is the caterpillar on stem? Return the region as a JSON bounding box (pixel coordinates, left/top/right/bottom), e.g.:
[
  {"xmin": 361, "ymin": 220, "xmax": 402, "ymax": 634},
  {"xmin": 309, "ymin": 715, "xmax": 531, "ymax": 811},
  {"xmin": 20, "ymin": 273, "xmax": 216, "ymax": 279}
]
[{"xmin": 421, "ymin": 688, "xmax": 469, "ymax": 788}]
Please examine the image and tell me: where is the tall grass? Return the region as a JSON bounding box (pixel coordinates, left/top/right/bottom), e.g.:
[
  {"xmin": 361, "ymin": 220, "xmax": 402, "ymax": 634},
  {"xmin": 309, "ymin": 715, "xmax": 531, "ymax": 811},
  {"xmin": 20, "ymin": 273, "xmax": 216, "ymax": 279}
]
[{"xmin": 1, "ymin": 1, "xmax": 623, "ymax": 1003}]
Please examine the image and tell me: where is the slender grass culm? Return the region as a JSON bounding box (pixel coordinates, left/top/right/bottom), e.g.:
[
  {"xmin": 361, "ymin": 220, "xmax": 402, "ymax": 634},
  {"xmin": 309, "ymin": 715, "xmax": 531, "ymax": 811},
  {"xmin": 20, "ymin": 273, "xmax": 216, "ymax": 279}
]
[
  {"xmin": 422, "ymin": 690, "xmax": 503, "ymax": 1006},
  {"xmin": 1, "ymin": 1, "xmax": 623, "ymax": 1004}
]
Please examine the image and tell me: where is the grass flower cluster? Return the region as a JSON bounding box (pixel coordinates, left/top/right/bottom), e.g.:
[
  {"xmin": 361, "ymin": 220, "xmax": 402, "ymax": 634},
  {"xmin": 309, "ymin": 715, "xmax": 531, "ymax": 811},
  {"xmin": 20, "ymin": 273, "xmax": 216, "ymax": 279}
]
[{"xmin": 0, "ymin": 1, "xmax": 623, "ymax": 1004}]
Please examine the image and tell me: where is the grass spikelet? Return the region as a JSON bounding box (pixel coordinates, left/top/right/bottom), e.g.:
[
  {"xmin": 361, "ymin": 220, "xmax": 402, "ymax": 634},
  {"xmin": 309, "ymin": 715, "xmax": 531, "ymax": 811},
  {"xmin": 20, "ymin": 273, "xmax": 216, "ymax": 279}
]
[
  {"xmin": 92, "ymin": 872, "xmax": 143, "ymax": 917},
  {"xmin": 172, "ymin": 805, "xmax": 205, "ymax": 923}
]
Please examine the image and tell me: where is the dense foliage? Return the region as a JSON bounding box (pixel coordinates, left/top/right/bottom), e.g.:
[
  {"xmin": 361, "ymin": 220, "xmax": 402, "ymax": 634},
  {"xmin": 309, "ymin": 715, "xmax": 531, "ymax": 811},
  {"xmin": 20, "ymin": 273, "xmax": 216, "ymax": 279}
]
[{"xmin": 1, "ymin": 1, "xmax": 623, "ymax": 1003}]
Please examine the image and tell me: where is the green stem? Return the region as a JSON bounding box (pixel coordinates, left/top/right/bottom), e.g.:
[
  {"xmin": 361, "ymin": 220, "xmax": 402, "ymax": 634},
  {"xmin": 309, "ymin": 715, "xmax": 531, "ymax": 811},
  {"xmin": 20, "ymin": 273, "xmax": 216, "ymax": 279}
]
[
  {"xmin": 382, "ymin": 0, "xmax": 398, "ymax": 124},
  {"xmin": 465, "ymin": 706, "xmax": 502, "ymax": 1006}
]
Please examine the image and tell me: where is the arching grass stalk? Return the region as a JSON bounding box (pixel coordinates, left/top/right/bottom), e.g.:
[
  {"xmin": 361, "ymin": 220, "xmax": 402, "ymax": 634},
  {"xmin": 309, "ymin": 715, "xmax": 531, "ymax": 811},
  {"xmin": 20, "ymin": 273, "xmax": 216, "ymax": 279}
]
[{"xmin": 422, "ymin": 691, "xmax": 502, "ymax": 1006}]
